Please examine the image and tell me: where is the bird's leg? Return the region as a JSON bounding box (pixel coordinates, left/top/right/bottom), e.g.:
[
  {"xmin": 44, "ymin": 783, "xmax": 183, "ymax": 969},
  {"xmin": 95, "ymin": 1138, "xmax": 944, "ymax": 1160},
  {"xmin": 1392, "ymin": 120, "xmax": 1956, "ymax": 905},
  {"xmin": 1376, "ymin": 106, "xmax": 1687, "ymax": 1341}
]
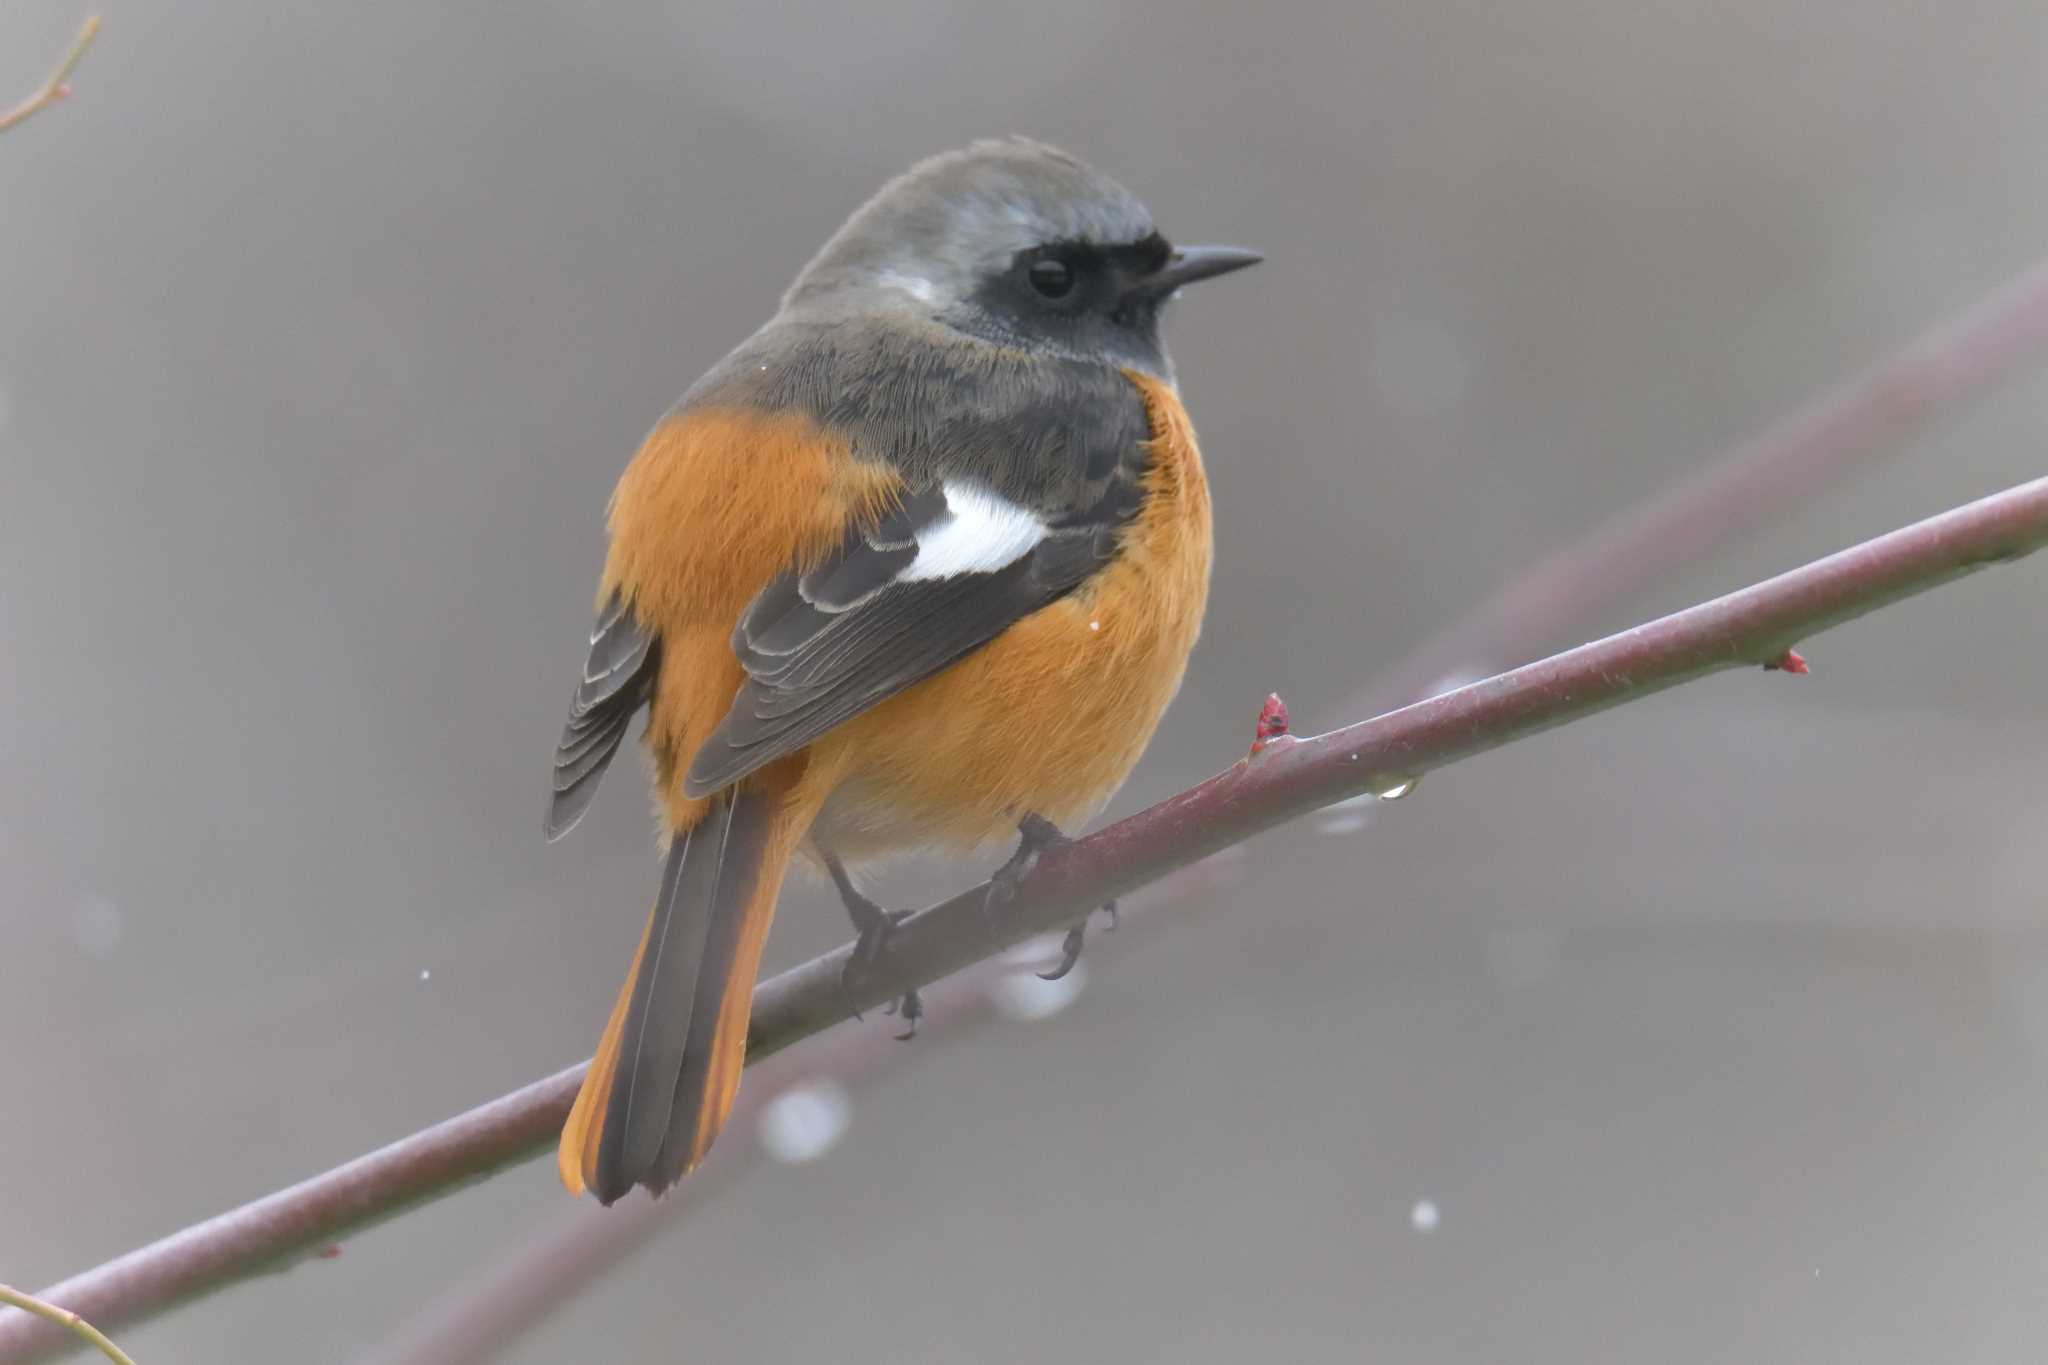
[
  {"xmin": 821, "ymin": 847, "xmax": 922, "ymax": 1039},
  {"xmin": 985, "ymin": 813, "xmax": 1118, "ymax": 980}
]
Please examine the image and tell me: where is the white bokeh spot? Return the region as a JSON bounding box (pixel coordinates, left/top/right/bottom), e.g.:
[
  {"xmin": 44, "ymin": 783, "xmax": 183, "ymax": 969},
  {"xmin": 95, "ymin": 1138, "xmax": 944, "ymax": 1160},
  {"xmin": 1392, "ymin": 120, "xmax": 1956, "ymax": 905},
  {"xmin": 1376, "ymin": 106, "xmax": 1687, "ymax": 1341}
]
[{"xmin": 758, "ymin": 1080, "xmax": 853, "ymax": 1165}]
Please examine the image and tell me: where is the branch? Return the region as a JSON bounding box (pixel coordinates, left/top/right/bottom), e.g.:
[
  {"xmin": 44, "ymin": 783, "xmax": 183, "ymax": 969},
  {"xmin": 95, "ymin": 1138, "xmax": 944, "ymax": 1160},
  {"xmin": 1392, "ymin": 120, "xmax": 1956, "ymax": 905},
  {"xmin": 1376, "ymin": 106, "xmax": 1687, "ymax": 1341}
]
[
  {"xmin": 4, "ymin": 473, "xmax": 2044, "ymax": 1360},
  {"xmin": 1359, "ymin": 253, "xmax": 2048, "ymax": 710},
  {"xmin": 0, "ymin": 17, "xmax": 101, "ymax": 136}
]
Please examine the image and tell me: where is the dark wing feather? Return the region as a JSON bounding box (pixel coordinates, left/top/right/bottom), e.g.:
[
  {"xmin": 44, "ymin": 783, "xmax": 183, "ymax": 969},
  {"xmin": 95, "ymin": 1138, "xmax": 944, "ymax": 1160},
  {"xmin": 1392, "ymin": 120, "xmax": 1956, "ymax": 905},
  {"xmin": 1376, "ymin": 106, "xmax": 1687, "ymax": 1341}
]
[
  {"xmin": 682, "ymin": 481, "xmax": 1132, "ymax": 798},
  {"xmin": 546, "ymin": 591, "xmax": 660, "ymax": 840}
]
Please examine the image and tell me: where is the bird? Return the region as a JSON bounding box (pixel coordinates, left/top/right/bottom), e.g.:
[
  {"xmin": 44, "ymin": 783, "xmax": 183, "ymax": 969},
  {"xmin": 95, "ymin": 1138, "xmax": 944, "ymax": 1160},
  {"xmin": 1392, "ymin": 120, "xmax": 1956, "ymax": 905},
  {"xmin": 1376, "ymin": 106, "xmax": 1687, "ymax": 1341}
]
[{"xmin": 545, "ymin": 137, "xmax": 1259, "ymax": 1204}]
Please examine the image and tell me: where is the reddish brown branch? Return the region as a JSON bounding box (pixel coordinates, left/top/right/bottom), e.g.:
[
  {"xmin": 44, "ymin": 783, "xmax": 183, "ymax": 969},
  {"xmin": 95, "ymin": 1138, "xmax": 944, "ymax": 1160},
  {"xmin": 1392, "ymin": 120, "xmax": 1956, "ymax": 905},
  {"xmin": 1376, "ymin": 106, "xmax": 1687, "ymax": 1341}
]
[
  {"xmin": 1359, "ymin": 255, "xmax": 2048, "ymax": 710},
  {"xmin": 0, "ymin": 1066, "xmax": 587, "ymax": 1364},
  {"xmin": 738, "ymin": 474, "xmax": 2048, "ymax": 1065},
  {"xmin": 4, "ymin": 474, "xmax": 2044, "ymax": 1361}
]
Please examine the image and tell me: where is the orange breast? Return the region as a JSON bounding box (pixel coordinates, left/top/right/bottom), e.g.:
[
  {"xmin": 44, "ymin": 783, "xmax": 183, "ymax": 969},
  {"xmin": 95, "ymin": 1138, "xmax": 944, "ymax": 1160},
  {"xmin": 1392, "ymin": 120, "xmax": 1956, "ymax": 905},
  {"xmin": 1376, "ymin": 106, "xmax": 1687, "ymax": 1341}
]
[{"xmin": 804, "ymin": 370, "xmax": 1213, "ymax": 856}]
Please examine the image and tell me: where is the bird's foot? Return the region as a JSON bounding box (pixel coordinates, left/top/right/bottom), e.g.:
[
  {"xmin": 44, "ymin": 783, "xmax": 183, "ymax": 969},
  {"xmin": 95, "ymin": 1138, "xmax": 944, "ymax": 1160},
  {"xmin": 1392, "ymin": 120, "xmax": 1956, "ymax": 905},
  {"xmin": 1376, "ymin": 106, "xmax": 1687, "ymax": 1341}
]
[
  {"xmin": 983, "ymin": 815, "xmax": 1116, "ymax": 976},
  {"xmin": 982, "ymin": 813, "xmax": 1070, "ymax": 936},
  {"xmin": 839, "ymin": 890, "xmax": 921, "ymax": 1031}
]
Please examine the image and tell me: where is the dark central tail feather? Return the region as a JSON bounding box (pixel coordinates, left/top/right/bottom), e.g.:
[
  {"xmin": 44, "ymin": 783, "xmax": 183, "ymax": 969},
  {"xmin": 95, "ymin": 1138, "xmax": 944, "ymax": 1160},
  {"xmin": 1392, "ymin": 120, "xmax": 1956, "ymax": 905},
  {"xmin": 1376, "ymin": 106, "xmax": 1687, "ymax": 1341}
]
[
  {"xmin": 562, "ymin": 789, "xmax": 786, "ymax": 1203},
  {"xmin": 597, "ymin": 805, "xmax": 728, "ymax": 1196}
]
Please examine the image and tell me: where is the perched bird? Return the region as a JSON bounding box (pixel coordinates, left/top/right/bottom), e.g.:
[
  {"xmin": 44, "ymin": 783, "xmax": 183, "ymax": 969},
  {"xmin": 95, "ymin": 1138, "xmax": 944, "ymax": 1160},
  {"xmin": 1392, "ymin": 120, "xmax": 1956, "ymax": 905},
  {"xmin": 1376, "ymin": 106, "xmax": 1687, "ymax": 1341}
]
[{"xmin": 546, "ymin": 138, "xmax": 1258, "ymax": 1203}]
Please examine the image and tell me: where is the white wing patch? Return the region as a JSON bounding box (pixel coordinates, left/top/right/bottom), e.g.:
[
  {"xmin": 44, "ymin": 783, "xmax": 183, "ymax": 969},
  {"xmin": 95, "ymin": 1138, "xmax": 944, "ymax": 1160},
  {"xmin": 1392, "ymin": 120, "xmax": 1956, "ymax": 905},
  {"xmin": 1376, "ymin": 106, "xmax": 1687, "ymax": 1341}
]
[{"xmin": 900, "ymin": 482, "xmax": 1047, "ymax": 581}]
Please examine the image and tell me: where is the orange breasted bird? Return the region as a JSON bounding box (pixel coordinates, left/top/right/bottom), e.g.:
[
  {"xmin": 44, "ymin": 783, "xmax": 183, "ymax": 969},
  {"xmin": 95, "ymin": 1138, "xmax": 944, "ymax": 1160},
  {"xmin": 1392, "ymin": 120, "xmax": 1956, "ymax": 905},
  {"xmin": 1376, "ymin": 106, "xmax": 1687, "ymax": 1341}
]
[{"xmin": 546, "ymin": 138, "xmax": 1259, "ymax": 1203}]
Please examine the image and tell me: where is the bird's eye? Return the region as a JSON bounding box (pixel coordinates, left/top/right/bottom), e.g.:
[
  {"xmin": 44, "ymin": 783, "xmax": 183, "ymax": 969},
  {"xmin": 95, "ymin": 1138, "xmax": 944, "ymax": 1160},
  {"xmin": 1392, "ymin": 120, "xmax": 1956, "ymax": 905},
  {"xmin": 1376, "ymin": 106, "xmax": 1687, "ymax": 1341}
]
[{"xmin": 1027, "ymin": 258, "xmax": 1075, "ymax": 299}]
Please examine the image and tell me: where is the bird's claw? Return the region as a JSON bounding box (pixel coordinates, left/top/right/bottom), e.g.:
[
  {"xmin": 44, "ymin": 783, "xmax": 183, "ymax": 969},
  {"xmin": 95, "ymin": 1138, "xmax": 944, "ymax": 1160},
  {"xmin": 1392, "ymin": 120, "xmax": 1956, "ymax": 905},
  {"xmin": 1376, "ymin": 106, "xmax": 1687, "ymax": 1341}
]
[
  {"xmin": 1039, "ymin": 924, "xmax": 1087, "ymax": 981},
  {"xmin": 885, "ymin": 987, "xmax": 924, "ymax": 1040},
  {"xmin": 1036, "ymin": 898, "xmax": 1117, "ymax": 981}
]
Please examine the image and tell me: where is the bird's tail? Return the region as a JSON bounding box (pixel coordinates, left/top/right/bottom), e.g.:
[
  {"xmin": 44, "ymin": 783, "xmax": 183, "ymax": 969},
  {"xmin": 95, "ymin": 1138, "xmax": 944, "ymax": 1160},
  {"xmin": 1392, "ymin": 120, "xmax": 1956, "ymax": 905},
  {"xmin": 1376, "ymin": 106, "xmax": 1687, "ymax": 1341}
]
[{"xmin": 559, "ymin": 788, "xmax": 794, "ymax": 1203}]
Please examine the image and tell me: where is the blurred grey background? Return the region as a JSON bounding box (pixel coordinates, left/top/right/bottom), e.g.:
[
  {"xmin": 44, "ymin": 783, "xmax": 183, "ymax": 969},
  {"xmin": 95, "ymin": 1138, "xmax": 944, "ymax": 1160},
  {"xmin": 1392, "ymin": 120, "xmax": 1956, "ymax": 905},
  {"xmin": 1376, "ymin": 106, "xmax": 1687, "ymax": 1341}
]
[{"xmin": 5, "ymin": 2, "xmax": 2048, "ymax": 1361}]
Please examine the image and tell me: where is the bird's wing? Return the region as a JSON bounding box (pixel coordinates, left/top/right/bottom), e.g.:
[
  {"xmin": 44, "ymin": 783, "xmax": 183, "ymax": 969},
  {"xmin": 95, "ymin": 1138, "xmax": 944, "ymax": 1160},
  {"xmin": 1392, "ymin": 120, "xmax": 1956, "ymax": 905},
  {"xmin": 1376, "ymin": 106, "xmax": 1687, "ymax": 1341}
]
[
  {"xmin": 682, "ymin": 473, "xmax": 1140, "ymax": 796},
  {"xmin": 545, "ymin": 589, "xmax": 660, "ymax": 839}
]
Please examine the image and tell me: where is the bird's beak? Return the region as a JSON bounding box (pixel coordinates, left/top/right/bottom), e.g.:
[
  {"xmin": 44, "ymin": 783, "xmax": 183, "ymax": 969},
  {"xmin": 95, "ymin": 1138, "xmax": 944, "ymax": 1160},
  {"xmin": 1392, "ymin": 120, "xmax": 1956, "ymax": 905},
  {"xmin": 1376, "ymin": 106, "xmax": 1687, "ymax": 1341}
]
[{"xmin": 1127, "ymin": 244, "xmax": 1263, "ymax": 301}]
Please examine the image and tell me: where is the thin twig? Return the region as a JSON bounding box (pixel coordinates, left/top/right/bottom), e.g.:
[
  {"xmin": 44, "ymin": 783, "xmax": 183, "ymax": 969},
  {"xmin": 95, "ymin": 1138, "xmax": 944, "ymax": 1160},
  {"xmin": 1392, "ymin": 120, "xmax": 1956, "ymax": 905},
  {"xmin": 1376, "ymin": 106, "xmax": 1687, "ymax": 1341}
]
[
  {"xmin": 0, "ymin": 17, "xmax": 102, "ymax": 136},
  {"xmin": 4, "ymin": 473, "xmax": 2045, "ymax": 1362},
  {"xmin": 0, "ymin": 1288, "xmax": 133, "ymax": 1365},
  {"xmin": 1359, "ymin": 253, "xmax": 2048, "ymax": 711}
]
